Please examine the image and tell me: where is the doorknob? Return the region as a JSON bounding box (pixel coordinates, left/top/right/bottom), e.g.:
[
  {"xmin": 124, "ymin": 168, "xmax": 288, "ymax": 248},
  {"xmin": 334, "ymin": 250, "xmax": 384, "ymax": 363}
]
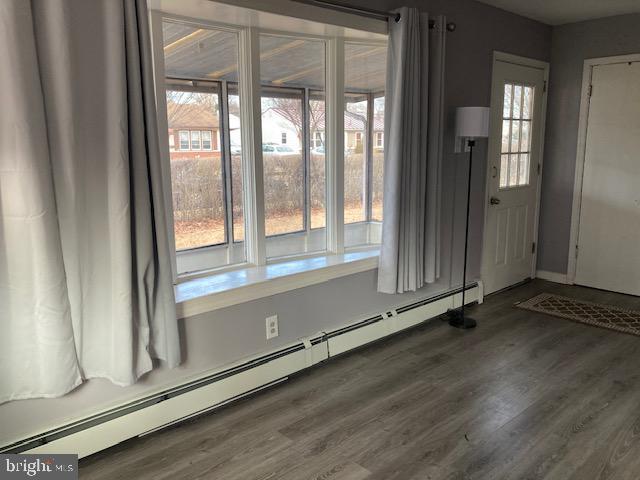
[{"xmin": 490, "ymin": 196, "xmax": 501, "ymax": 205}]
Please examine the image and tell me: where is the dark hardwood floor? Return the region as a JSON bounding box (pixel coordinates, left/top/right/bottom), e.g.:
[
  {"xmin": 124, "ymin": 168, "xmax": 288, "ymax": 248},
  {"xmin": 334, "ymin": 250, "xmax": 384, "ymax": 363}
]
[{"xmin": 79, "ymin": 280, "xmax": 640, "ymax": 479}]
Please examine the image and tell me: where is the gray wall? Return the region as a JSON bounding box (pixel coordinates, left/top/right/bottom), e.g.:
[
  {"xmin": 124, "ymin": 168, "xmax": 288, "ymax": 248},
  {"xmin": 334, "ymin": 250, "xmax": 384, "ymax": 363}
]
[
  {"xmin": 0, "ymin": 0, "xmax": 551, "ymax": 446},
  {"xmin": 537, "ymin": 14, "xmax": 640, "ymax": 274}
]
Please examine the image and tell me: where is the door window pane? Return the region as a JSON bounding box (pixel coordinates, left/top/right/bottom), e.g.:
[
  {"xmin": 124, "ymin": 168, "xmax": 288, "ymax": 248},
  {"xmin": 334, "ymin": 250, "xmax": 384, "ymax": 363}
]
[
  {"xmin": 503, "ymin": 84, "xmax": 513, "ymax": 117},
  {"xmin": 522, "ymin": 86, "xmax": 533, "ymax": 119},
  {"xmin": 499, "ymin": 82, "xmax": 535, "ymax": 189},
  {"xmin": 513, "ymin": 85, "xmax": 523, "ymax": 119}
]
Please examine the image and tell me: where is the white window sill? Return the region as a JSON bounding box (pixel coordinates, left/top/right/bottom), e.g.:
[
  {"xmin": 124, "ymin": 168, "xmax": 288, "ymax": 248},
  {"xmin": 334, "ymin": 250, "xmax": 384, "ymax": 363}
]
[{"xmin": 175, "ymin": 249, "xmax": 380, "ymax": 318}]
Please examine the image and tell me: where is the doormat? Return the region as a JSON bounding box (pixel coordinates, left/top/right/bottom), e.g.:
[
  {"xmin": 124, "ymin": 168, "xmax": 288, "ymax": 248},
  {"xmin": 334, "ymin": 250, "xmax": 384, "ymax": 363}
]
[{"xmin": 516, "ymin": 293, "xmax": 640, "ymax": 337}]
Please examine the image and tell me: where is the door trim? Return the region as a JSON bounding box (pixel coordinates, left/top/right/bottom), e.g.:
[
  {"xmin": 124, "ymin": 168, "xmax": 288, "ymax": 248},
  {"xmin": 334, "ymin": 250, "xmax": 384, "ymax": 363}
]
[
  {"xmin": 567, "ymin": 53, "xmax": 640, "ymax": 284},
  {"xmin": 480, "ymin": 51, "xmax": 549, "ymax": 290}
]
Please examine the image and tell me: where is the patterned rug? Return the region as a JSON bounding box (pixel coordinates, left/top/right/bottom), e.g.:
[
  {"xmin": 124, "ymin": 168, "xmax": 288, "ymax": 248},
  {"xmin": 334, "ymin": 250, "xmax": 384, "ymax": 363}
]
[{"xmin": 516, "ymin": 293, "xmax": 640, "ymax": 337}]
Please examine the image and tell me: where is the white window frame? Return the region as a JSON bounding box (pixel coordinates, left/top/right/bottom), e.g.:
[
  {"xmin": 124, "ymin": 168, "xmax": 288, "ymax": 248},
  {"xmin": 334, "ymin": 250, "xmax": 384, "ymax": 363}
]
[
  {"xmin": 190, "ymin": 130, "xmax": 201, "ymax": 150},
  {"xmin": 201, "ymin": 130, "xmax": 213, "ymax": 150},
  {"xmin": 150, "ymin": 11, "xmax": 386, "ymax": 281},
  {"xmin": 178, "ymin": 129, "xmax": 190, "ymax": 150}
]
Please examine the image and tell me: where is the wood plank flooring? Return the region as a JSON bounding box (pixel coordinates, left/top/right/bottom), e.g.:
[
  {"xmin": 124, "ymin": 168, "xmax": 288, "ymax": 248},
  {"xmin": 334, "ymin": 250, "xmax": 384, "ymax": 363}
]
[{"xmin": 79, "ymin": 280, "xmax": 640, "ymax": 479}]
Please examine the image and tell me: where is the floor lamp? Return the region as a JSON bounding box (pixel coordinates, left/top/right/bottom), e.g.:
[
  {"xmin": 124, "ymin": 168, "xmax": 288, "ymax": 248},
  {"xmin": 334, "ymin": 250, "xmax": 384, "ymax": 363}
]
[{"xmin": 448, "ymin": 107, "xmax": 490, "ymax": 329}]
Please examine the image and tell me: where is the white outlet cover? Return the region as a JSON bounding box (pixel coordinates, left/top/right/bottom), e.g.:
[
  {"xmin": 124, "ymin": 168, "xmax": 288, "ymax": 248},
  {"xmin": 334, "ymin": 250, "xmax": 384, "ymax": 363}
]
[{"xmin": 266, "ymin": 315, "xmax": 279, "ymax": 339}]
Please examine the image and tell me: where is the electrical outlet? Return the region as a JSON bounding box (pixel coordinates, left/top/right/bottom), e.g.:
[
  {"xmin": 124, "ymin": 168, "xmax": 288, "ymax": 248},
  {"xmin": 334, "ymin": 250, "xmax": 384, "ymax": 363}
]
[{"xmin": 266, "ymin": 315, "xmax": 279, "ymax": 340}]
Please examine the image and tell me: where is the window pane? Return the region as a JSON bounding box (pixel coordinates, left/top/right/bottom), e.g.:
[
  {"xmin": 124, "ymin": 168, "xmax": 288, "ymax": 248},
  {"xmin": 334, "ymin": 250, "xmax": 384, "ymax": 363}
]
[
  {"xmin": 519, "ymin": 153, "xmax": 530, "ymax": 185},
  {"xmin": 310, "ymin": 94, "xmax": 326, "ymax": 229},
  {"xmin": 513, "ymin": 85, "xmax": 523, "ymax": 119},
  {"xmin": 163, "ymin": 22, "xmax": 240, "ymax": 82},
  {"xmin": 228, "ymin": 88, "xmax": 244, "ymax": 243},
  {"xmin": 503, "ymin": 84, "xmax": 513, "ymax": 118},
  {"xmin": 261, "ymin": 91, "xmax": 304, "ymax": 236},
  {"xmin": 344, "ymin": 42, "xmax": 386, "ymax": 247},
  {"xmin": 523, "ymin": 86, "xmax": 533, "ymax": 120},
  {"xmin": 500, "ymin": 154, "xmax": 509, "ymax": 188},
  {"xmin": 501, "ymin": 120, "xmax": 510, "ymax": 153},
  {"xmin": 190, "ymin": 130, "xmax": 201, "ymax": 150},
  {"xmin": 202, "ymin": 130, "xmax": 212, "ymax": 150},
  {"xmin": 371, "ymin": 96, "xmax": 385, "ymax": 222},
  {"xmin": 260, "ymin": 34, "xmax": 326, "ymax": 257},
  {"xmin": 500, "ymin": 82, "xmax": 535, "ymax": 189},
  {"xmin": 163, "ymin": 20, "xmax": 246, "ymax": 271},
  {"xmin": 344, "ymin": 94, "xmax": 368, "ymax": 224},
  {"xmin": 179, "ymin": 131, "xmax": 189, "ymax": 150},
  {"xmin": 521, "ymin": 121, "xmax": 531, "ymax": 153},
  {"xmin": 510, "ymin": 121, "xmax": 521, "ymax": 152},
  {"xmin": 509, "ymin": 154, "xmax": 519, "ymax": 186},
  {"xmin": 166, "ymin": 89, "xmax": 226, "ymax": 250}
]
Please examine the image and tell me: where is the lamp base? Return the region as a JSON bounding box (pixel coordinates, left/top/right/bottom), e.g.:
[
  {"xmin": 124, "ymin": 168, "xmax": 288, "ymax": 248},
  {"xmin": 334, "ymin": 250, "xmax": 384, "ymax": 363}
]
[{"xmin": 447, "ymin": 309, "xmax": 477, "ymax": 329}]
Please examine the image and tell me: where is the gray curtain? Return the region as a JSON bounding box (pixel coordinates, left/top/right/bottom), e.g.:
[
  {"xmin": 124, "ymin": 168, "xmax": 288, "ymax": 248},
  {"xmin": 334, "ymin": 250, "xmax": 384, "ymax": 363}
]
[
  {"xmin": 377, "ymin": 8, "xmax": 446, "ymax": 294},
  {"xmin": 0, "ymin": 0, "xmax": 180, "ymax": 403}
]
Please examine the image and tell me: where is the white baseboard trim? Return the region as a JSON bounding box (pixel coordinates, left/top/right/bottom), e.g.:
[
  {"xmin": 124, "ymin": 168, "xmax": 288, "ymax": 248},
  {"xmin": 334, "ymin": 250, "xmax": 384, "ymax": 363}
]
[
  {"xmin": 535, "ymin": 270, "xmax": 569, "ymax": 284},
  {"xmin": 4, "ymin": 283, "xmax": 482, "ymax": 459}
]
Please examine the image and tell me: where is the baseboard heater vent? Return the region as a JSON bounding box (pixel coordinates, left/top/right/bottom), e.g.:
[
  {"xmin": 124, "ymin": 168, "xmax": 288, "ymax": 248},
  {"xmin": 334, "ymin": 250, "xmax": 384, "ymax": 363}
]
[{"xmin": 1, "ymin": 282, "xmax": 480, "ymax": 458}]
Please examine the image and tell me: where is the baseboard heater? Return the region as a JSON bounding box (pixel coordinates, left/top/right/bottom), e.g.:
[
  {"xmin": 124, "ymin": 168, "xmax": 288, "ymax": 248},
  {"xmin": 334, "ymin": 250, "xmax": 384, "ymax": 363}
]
[{"xmin": 1, "ymin": 282, "xmax": 482, "ymax": 458}]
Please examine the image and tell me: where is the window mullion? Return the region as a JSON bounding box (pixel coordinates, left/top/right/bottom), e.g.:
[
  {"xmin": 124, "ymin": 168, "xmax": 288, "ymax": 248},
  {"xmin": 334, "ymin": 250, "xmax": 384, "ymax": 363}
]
[
  {"xmin": 238, "ymin": 27, "xmax": 266, "ymax": 265},
  {"xmin": 303, "ymin": 88, "xmax": 311, "ymax": 233},
  {"xmin": 365, "ymin": 92, "xmax": 374, "ymax": 223},
  {"xmin": 326, "ymin": 37, "xmax": 344, "ymax": 254},
  {"xmin": 220, "ymin": 81, "xmax": 234, "ymax": 257}
]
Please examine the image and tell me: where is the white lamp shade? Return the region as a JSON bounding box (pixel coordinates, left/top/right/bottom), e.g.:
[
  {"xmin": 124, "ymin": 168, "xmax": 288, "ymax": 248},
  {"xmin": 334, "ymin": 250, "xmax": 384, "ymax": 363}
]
[{"xmin": 455, "ymin": 107, "xmax": 490, "ymax": 138}]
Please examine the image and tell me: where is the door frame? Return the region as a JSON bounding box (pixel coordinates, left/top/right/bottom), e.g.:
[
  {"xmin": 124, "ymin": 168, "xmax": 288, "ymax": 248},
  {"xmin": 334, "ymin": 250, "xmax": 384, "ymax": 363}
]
[
  {"xmin": 567, "ymin": 53, "xmax": 640, "ymax": 284},
  {"xmin": 480, "ymin": 51, "xmax": 550, "ymax": 291}
]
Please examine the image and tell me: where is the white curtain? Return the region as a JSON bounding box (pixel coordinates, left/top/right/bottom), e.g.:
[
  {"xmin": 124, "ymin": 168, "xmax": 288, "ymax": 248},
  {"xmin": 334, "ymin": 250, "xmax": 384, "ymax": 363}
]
[
  {"xmin": 377, "ymin": 8, "xmax": 446, "ymax": 294},
  {"xmin": 0, "ymin": 0, "xmax": 180, "ymax": 403}
]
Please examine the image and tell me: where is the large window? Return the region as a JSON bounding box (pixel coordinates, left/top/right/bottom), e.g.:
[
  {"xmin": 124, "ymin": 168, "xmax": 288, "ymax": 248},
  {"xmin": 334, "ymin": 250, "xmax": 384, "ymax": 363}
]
[{"xmin": 158, "ymin": 18, "xmax": 385, "ymax": 275}]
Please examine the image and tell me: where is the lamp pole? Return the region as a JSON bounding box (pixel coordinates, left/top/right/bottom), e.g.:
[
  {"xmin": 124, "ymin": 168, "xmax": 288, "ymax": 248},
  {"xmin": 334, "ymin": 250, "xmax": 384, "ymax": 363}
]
[{"xmin": 449, "ymin": 137, "xmax": 477, "ymax": 329}]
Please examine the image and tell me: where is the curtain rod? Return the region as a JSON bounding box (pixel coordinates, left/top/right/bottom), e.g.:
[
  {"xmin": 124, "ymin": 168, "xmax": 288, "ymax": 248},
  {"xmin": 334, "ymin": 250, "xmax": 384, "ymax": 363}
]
[{"xmin": 294, "ymin": 0, "xmax": 457, "ymax": 31}]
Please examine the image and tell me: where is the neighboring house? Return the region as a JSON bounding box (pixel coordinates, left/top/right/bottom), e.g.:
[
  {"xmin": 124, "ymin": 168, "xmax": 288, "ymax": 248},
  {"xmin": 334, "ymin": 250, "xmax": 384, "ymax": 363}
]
[
  {"xmin": 166, "ymin": 100, "xmax": 383, "ymax": 158},
  {"xmin": 310, "ymin": 110, "xmax": 384, "ymax": 152},
  {"xmin": 261, "ymin": 108, "xmax": 302, "ymax": 151},
  {"xmin": 167, "ymin": 101, "xmax": 241, "ymax": 159}
]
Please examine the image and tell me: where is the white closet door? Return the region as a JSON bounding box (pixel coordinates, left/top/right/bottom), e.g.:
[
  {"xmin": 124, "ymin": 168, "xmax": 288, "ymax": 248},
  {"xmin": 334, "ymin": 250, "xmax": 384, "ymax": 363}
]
[{"xmin": 575, "ymin": 61, "xmax": 640, "ymax": 295}]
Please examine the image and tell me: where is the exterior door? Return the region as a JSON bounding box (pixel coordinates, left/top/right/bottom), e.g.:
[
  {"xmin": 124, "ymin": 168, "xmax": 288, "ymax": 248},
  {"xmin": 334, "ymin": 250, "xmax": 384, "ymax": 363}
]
[
  {"xmin": 574, "ymin": 61, "xmax": 640, "ymax": 296},
  {"xmin": 481, "ymin": 59, "xmax": 546, "ymax": 294}
]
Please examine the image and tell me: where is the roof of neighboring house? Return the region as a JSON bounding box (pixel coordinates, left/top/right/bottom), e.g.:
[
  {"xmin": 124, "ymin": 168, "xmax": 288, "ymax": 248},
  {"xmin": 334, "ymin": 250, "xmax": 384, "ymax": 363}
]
[
  {"xmin": 310, "ymin": 110, "xmax": 384, "ymax": 132},
  {"xmin": 167, "ymin": 101, "xmax": 242, "ymax": 130},
  {"xmin": 167, "ymin": 99, "xmax": 382, "ymax": 132},
  {"xmin": 167, "ymin": 101, "xmax": 221, "ymax": 129}
]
